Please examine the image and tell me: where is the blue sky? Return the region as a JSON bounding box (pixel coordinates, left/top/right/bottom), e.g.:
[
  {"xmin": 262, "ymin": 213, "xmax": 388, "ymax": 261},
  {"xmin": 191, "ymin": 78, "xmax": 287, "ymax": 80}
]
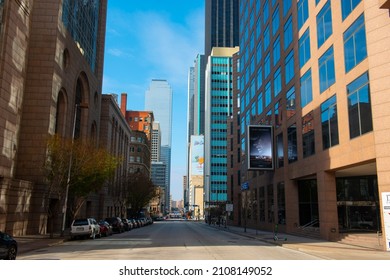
[{"xmin": 102, "ymin": 1, "xmax": 205, "ymax": 201}]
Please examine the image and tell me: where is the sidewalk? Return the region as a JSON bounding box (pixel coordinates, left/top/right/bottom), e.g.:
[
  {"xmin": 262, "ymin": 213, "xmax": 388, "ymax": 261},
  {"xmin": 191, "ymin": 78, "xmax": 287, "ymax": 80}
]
[
  {"xmin": 204, "ymin": 222, "xmax": 390, "ymax": 260},
  {"xmin": 15, "ymin": 233, "xmax": 67, "ymax": 255}
]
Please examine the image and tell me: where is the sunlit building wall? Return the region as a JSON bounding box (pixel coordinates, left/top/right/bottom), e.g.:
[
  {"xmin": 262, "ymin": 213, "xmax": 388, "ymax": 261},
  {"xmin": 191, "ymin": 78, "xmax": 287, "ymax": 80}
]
[{"xmin": 230, "ymin": 0, "xmax": 390, "ymax": 250}]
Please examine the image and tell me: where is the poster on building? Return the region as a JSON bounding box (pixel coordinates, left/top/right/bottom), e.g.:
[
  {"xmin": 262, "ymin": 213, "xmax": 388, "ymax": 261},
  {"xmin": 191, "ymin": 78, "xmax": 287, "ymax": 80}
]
[
  {"xmin": 190, "ymin": 135, "xmax": 204, "ymax": 176},
  {"xmin": 247, "ymin": 125, "xmax": 274, "ymax": 170},
  {"xmin": 381, "ymin": 192, "xmax": 390, "ymax": 251}
]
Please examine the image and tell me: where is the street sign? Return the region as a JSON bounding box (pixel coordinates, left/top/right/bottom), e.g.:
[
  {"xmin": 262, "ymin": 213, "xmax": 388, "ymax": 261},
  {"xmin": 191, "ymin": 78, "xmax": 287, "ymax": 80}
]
[
  {"xmin": 226, "ymin": 204, "xmax": 233, "ymax": 212},
  {"xmin": 241, "ymin": 182, "xmax": 249, "ymax": 191}
]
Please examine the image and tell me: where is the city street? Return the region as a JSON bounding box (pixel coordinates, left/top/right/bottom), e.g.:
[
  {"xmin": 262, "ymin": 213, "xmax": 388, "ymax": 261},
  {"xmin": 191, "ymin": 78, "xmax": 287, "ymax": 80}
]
[{"xmin": 17, "ymin": 220, "xmax": 322, "ymax": 260}]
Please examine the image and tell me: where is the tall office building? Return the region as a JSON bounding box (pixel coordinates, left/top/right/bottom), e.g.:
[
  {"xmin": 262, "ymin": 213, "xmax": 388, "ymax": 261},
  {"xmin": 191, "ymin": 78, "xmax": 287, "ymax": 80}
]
[
  {"xmin": 0, "ymin": 0, "xmax": 108, "ymax": 234},
  {"xmin": 187, "ymin": 67, "xmax": 195, "ymax": 142},
  {"xmin": 229, "ymin": 0, "xmax": 390, "ymax": 250},
  {"xmin": 145, "ymin": 79, "xmax": 173, "ymax": 212},
  {"xmin": 145, "ymin": 80, "xmax": 173, "ymax": 147},
  {"xmin": 205, "ymin": 0, "xmax": 240, "ymax": 58},
  {"xmin": 185, "ymin": 0, "xmax": 239, "ymax": 206},
  {"xmin": 193, "ymin": 54, "xmax": 207, "ymax": 136},
  {"xmin": 151, "ymin": 122, "xmax": 161, "ymax": 162},
  {"xmin": 205, "ymin": 47, "xmax": 239, "ymax": 205}
]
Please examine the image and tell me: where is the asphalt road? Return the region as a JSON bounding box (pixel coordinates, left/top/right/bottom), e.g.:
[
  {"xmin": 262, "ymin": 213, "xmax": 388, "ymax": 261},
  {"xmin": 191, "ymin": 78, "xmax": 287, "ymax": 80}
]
[{"xmin": 17, "ymin": 220, "xmax": 322, "ymax": 260}]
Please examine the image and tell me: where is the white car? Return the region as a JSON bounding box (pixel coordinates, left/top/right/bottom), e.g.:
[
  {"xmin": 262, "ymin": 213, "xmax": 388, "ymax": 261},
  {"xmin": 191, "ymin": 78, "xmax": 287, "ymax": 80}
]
[{"xmin": 70, "ymin": 218, "xmax": 101, "ymax": 239}]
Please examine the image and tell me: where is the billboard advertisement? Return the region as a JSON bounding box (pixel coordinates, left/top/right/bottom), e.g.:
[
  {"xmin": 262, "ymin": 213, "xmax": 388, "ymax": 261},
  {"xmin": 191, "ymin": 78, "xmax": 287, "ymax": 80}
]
[
  {"xmin": 382, "ymin": 192, "xmax": 390, "ymax": 251},
  {"xmin": 190, "ymin": 135, "xmax": 204, "ymax": 176},
  {"xmin": 247, "ymin": 125, "xmax": 274, "ymax": 170}
]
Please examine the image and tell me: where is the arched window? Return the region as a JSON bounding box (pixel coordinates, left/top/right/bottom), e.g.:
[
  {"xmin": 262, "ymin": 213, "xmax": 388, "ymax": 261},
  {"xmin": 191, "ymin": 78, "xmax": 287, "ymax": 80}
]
[
  {"xmin": 74, "ymin": 80, "xmax": 83, "ymax": 139},
  {"xmin": 55, "ymin": 89, "xmax": 67, "ymax": 137}
]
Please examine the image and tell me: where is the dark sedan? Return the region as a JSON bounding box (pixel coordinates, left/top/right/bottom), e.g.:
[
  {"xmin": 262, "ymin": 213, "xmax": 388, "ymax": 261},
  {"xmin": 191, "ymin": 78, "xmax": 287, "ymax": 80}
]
[{"xmin": 0, "ymin": 231, "xmax": 17, "ymax": 260}]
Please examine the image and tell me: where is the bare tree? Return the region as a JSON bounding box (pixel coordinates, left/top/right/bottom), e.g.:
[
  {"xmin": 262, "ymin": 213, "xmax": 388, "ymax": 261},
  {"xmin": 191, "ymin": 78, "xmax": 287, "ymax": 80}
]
[{"xmin": 123, "ymin": 172, "xmax": 157, "ymax": 218}]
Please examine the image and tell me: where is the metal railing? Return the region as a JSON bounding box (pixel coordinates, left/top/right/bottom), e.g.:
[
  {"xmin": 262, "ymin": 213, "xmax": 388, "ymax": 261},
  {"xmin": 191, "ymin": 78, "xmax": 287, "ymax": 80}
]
[{"xmin": 299, "ymin": 219, "xmax": 319, "ymax": 229}]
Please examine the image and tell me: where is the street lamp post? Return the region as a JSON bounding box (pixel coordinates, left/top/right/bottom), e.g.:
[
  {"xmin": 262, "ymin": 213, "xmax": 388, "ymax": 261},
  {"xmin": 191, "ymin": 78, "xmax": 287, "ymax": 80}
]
[{"xmin": 61, "ymin": 103, "xmax": 88, "ymax": 237}]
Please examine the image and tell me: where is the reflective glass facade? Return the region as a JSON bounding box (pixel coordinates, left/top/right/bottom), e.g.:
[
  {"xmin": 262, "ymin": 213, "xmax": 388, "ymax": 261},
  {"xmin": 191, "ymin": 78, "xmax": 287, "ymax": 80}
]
[
  {"xmin": 62, "ymin": 0, "xmax": 100, "ymax": 72},
  {"xmin": 234, "ymin": 0, "xmax": 384, "ymax": 243},
  {"xmin": 206, "ymin": 53, "xmax": 235, "ymax": 202}
]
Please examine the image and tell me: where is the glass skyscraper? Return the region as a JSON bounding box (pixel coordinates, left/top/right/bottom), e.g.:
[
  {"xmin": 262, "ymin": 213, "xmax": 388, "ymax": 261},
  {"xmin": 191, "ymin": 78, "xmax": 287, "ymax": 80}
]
[
  {"xmin": 205, "ymin": 0, "xmax": 240, "ymax": 58},
  {"xmin": 229, "ymin": 0, "xmax": 390, "ymax": 250},
  {"xmin": 205, "ymin": 47, "xmax": 239, "ymax": 204}
]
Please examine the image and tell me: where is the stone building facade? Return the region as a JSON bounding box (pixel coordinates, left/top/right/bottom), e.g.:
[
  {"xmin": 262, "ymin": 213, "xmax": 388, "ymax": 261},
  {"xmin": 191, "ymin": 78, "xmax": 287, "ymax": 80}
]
[{"xmin": 0, "ymin": 0, "xmax": 107, "ymax": 235}]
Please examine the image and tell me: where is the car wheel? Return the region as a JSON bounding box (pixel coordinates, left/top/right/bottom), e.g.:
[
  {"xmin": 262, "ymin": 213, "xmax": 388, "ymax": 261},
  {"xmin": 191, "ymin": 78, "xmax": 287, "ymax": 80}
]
[{"xmin": 7, "ymin": 245, "xmax": 17, "ymax": 260}]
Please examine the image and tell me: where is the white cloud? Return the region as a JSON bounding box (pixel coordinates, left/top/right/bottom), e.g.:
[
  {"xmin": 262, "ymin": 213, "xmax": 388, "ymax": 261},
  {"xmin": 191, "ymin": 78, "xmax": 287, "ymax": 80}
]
[{"xmin": 130, "ymin": 9, "xmax": 204, "ymax": 91}]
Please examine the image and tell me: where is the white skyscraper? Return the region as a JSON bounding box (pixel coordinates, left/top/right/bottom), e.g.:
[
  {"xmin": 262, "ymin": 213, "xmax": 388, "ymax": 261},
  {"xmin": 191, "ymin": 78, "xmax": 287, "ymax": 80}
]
[
  {"xmin": 145, "ymin": 79, "xmax": 173, "ymax": 147},
  {"xmin": 145, "ymin": 79, "xmax": 173, "ymax": 212}
]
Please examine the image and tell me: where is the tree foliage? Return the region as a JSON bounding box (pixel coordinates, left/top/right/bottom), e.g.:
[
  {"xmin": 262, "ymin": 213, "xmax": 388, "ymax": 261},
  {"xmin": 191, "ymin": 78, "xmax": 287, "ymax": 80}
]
[
  {"xmin": 124, "ymin": 172, "xmax": 157, "ymax": 218},
  {"xmin": 44, "ymin": 135, "xmax": 121, "ymax": 223}
]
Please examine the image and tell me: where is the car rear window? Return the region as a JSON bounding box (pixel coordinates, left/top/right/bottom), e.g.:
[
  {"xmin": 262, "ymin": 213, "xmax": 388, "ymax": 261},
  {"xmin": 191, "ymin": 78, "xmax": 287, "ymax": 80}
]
[{"xmin": 73, "ymin": 219, "xmax": 88, "ymax": 226}]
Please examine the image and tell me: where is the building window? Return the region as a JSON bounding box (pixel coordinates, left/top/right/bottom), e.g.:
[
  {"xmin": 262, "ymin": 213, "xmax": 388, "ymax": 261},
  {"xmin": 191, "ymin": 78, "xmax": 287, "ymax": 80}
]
[
  {"xmin": 347, "ymin": 72, "xmax": 373, "ymax": 139},
  {"xmin": 257, "ymin": 66, "xmax": 263, "ymax": 90},
  {"xmin": 272, "ymin": 5, "xmax": 280, "ymax": 36},
  {"xmin": 288, "ymin": 124, "xmax": 298, "ymax": 163},
  {"xmin": 299, "ymin": 28, "xmax": 311, "ymax": 68},
  {"xmin": 285, "ymin": 50, "xmax": 294, "ymax": 84},
  {"xmin": 264, "ymin": 25, "xmax": 270, "ymax": 50},
  {"xmin": 344, "ymin": 14, "xmax": 367, "ymax": 73},
  {"xmin": 286, "ymin": 86, "xmax": 296, "ymax": 119},
  {"xmin": 251, "ymin": 102, "xmax": 256, "ymax": 117},
  {"xmin": 300, "ymin": 69, "xmax": 313, "ymax": 108},
  {"xmin": 297, "ymin": 0, "xmax": 309, "ymax": 30},
  {"xmin": 341, "ymin": 0, "xmax": 361, "ymax": 21},
  {"xmin": 316, "ymin": 0, "xmax": 333, "ymax": 48},
  {"xmin": 265, "ymin": 81, "xmax": 271, "ymax": 107},
  {"xmin": 276, "ymin": 133, "xmax": 284, "ymax": 168},
  {"xmin": 62, "ymin": 0, "xmax": 100, "ymax": 72},
  {"xmin": 0, "ymin": 0, "xmax": 4, "ymax": 29},
  {"xmin": 277, "ymin": 182, "xmax": 286, "ymax": 224},
  {"xmin": 284, "ymin": 15, "xmax": 293, "ymax": 50},
  {"xmin": 241, "ymin": 117, "xmax": 245, "ymax": 135},
  {"xmin": 275, "ymin": 100, "xmax": 282, "ymax": 128},
  {"xmin": 265, "ymin": 52, "xmax": 271, "ymax": 78},
  {"xmin": 318, "ymin": 46, "xmax": 336, "ymax": 93},
  {"xmin": 264, "ymin": 0, "xmax": 270, "ymax": 24},
  {"xmin": 321, "ymin": 95, "xmax": 339, "ymax": 149},
  {"xmin": 274, "ymin": 67, "xmax": 282, "ymax": 97},
  {"xmin": 259, "ymin": 187, "xmax": 265, "ymax": 222},
  {"xmin": 256, "ymin": 40, "xmax": 262, "ymax": 64},
  {"xmin": 257, "ymin": 91, "xmax": 263, "ymax": 115},
  {"xmin": 283, "ymin": 0, "xmax": 292, "ymax": 17},
  {"xmin": 302, "ymin": 111, "xmax": 315, "ymax": 158},
  {"xmin": 256, "ymin": 17, "xmax": 261, "ymax": 40},
  {"xmin": 273, "ymin": 36, "xmax": 281, "ymax": 65},
  {"xmin": 267, "ymin": 185, "xmax": 274, "ymax": 223}
]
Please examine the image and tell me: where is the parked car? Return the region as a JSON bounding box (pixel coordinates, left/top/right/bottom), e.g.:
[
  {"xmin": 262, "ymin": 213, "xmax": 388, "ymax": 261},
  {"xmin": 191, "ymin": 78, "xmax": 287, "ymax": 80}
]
[
  {"xmin": 122, "ymin": 218, "xmax": 131, "ymax": 231},
  {"xmin": 0, "ymin": 231, "xmax": 17, "ymax": 260},
  {"xmin": 129, "ymin": 218, "xmax": 139, "ymax": 228},
  {"xmin": 105, "ymin": 217, "xmax": 124, "ymax": 233},
  {"xmin": 98, "ymin": 220, "xmax": 113, "ymax": 237},
  {"xmin": 70, "ymin": 218, "xmax": 101, "ymax": 239}
]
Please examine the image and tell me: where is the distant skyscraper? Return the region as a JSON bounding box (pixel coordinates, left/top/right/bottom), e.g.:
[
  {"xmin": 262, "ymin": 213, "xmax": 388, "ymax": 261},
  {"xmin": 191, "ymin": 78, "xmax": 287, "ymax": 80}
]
[
  {"xmin": 145, "ymin": 79, "xmax": 173, "ymax": 212},
  {"xmin": 205, "ymin": 0, "xmax": 239, "ymax": 58},
  {"xmin": 193, "ymin": 54, "xmax": 206, "ymax": 136},
  {"xmin": 145, "ymin": 79, "xmax": 173, "ymax": 147},
  {"xmin": 187, "ymin": 67, "xmax": 195, "ymax": 142}
]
